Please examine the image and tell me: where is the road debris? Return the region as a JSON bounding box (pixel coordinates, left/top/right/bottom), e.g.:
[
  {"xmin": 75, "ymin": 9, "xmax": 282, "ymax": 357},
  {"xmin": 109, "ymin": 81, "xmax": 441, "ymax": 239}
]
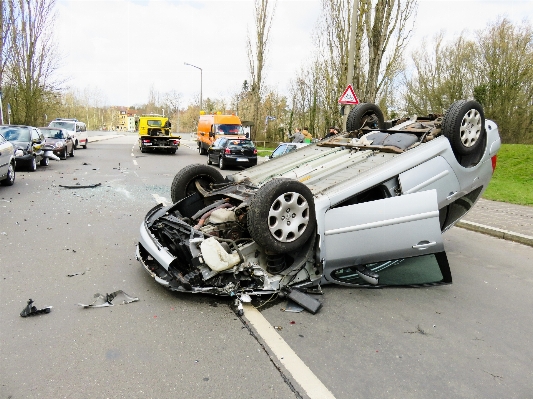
[
  {"xmin": 282, "ymin": 300, "xmax": 304, "ymax": 313},
  {"xmin": 20, "ymin": 299, "xmax": 52, "ymax": 317},
  {"xmin": 77, "ymin": 290, "xmax": 139, "ymax": 308},
  {"xmin": 59, "ymin": 183, "xmax": 102, "ymax": 189}
]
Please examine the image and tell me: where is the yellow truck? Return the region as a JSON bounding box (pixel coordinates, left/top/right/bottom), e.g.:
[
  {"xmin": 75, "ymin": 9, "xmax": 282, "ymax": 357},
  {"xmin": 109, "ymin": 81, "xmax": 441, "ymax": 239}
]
[
  {"xmin": 197, "ymin": 113, "xmax": 246, "ymax": 154},
  {"xmin": 138, "ymin": 115, "xmax": 181, "ymax": 154}
]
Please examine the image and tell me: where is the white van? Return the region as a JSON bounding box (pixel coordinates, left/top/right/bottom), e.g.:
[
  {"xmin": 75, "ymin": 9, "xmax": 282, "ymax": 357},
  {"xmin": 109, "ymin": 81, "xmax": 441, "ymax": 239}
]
[{"xmin": 48, "ymin": 118, "xmax": 88, "ymax": 149}]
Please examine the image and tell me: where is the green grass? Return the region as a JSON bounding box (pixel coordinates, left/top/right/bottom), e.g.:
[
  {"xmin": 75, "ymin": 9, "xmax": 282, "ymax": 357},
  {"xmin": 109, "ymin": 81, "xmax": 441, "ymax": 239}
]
[
  {"xmin": 483, "ymin": 144, "xmax": 533, "ymax": 206},
  {"xmin": 256, "ymin": 146, "xmax": 276, "ymax": 157}
]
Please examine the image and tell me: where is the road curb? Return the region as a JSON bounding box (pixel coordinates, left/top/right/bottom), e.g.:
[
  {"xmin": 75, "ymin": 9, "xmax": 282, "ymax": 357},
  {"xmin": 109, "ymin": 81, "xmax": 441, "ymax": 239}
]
[
  {"xmin": 456, "ymin": 220, "xmax": 533, "ymax": 247},
  {"xmin": 89, "ymin": 134, "xmax": 125, "ymax": 143}
]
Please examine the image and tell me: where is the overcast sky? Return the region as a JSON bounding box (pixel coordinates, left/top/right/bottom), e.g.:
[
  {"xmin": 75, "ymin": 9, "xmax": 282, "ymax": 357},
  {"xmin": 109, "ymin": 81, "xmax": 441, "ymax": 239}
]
[{"xmin": 54, "ymin": 0, "xmax": 533, "ymax": 107}]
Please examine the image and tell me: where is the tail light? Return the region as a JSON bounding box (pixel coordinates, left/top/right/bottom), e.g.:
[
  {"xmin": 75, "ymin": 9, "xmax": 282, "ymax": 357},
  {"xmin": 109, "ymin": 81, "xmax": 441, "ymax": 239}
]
[
  {"xmin": 224, "ymin": 148, "xmax": 231, "ymax": 154},
  {"xmin": 142, "ymin": 139, "xmax": 151, "ymax": 143},
  {"xmin": 253, "ymin": 149, "xmax": 257, "ymax": 155},
  {"xmin": 491, "ymin": 155, "xmax": 497, "ymax": 174}
]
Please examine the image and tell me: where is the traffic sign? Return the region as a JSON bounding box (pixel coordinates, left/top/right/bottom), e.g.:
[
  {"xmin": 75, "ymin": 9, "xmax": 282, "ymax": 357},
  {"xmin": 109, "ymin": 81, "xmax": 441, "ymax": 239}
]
[{"xmin": 338, "ymin": 85, "xmax": 359, "ymax": 105}]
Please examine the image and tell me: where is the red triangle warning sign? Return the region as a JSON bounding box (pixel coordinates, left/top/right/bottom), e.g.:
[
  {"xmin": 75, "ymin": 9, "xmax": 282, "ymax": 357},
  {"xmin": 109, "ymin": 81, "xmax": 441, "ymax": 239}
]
[{"xmin": 338, "ymin": 85, "xmax": 359, "ymax": 105}]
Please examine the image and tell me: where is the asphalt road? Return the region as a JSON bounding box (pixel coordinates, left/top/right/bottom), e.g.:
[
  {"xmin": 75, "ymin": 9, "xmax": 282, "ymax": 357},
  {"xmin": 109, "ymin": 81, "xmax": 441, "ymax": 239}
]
[{"xmin": 1, "ymin": 134, "xmax": 532, "ymax": 398}]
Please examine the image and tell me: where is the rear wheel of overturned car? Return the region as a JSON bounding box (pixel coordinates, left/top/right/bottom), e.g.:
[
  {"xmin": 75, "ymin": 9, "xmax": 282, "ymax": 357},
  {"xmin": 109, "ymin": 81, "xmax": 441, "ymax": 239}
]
[
  {"xmin": 442, "ymin": 100, "xmax": 486, "ymax": 157},
  {"xmin": 346, "ymin": 103, "xmax": 385, "ymax": 132},
  {"xmin": 247, "ymin": 178, "xmax": 316, "ymax": 254},
  {"xmin": 1, "ymin": 163, "xmax": 15, "ymax": 186},
  {"xmin": 170, "ymin": 164, "xmax": 225, "ymax": 203}
]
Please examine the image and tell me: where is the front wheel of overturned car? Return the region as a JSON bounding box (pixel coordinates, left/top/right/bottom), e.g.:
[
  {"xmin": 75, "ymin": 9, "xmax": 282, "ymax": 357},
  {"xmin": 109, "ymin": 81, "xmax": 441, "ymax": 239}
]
[
  {"xmin": 442, "ymin": 100, "xmax": 486, "ymax": 157},
  {"xmin": 1, "ymin": 163, "xmax": 15, "ymax": 186},
  {"xmin": 170, "ymin": 164, "xmax": 225, "ymax": 203},
  {"xmin": 346, "ymin": 103, "xmax": 385, "ymax": 132},
  {"xmin": 247, "ymin": 178, "xmax": 316, "ymax": 254}
]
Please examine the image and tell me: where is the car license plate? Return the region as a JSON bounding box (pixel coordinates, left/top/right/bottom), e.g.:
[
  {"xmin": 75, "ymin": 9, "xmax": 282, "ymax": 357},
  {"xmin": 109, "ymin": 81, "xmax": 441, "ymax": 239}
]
[
  {"xmin": 144, "ymin": 143, "xmax": 152, "ymax": 145},
  {"xmin": 236, "ymin": 158, "xmax": 248, "ymax": 162}
]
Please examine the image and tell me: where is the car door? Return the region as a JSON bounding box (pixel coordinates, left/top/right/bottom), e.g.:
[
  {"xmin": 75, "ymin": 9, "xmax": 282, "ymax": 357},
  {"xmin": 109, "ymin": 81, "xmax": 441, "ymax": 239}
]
[
  {"xmin": 323, "ymin": 189, "xmax": 444, "ymax": 272},
  {"xmin": 0, "ymin": 135, "xmax": 10, "ymax": 176}
]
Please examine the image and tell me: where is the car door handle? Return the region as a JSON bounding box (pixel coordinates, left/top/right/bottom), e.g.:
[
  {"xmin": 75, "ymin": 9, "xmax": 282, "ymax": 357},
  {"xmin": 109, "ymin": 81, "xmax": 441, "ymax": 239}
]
[{"xmin": 412, "ymin": 241, "xmax": 437, "ymax": 250}]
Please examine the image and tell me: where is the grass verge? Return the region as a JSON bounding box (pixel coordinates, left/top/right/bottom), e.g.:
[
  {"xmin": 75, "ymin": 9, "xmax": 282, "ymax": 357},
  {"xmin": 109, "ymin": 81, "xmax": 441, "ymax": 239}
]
[{"xmin": 483, "ymin": 144, "xmax": 533, "ymax": 206}]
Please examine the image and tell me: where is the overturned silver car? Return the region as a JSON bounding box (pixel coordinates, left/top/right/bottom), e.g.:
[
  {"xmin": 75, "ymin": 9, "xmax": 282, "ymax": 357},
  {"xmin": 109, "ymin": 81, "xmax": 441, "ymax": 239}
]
[{"xmin": 136, "ymin": 100, "xmax": 501, "ymax": 310}]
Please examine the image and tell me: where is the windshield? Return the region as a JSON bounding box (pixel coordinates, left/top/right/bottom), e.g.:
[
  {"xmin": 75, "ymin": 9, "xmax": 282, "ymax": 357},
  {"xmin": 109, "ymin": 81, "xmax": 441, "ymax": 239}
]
[
  {"xmin": 49, "ymin": 121, "xmax": 76, "ymax": 131},
  {"xmin": 41, "ymin": 129, "xmax": 64, "ymax": 139},
  {"xmin": 215, "ymin": 124, "xmax": 243, "ymax": 135},
  {"xmin": 0, "ymin": 127, "xmax": 31, "ymax": 142},
  {"xmin": 271, "ymin": 144, "xmax": 290, "ymax": 158}
]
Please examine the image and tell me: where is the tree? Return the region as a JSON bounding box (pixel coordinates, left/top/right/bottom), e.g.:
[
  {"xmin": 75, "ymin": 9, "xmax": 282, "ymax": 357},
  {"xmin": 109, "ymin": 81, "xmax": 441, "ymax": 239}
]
[
  {"xmin": 3, "ymin": 0, "xmax": 61, "ymax": 126},
  {"xmin": 247, "ymin": 0, "xmax": 276, "ymax": 141}
]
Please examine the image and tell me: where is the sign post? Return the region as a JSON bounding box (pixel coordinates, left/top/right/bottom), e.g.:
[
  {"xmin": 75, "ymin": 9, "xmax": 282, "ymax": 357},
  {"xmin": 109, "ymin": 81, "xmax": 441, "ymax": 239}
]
[{"xmin": 339, "ymin": 85, "xmax": 359, "ymax": 131}]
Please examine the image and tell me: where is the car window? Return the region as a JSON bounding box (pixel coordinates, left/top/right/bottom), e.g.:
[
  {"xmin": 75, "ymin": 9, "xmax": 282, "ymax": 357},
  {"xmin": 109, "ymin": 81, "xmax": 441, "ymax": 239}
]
[
  {"xmin": 271, "ymin": 144, "xmax": 288, "ymax": 157},
  {"xmin": 227, "ymin": 139, "xmax": 254, "ymax": 149},
  {"xmin": 49, "ymin": 121, "xmax": 76, "ymax": 131},
  {"xmin": 1, "ymin": 127, "xmax": 30, "ymax": 142},
  {"xmin": 147, "ymin": 120, "xmax": 162, "ymax": 127},
  {"xmin": 213, "ymin": 138, "xmax": 224, "ymax": 146}
]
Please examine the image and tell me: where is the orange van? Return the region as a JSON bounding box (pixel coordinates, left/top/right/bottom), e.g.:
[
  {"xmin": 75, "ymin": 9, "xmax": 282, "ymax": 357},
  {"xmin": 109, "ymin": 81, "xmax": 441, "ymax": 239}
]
[{"xmin": 197, "ymin": 113, "xmax": 246, "ymax": 154}]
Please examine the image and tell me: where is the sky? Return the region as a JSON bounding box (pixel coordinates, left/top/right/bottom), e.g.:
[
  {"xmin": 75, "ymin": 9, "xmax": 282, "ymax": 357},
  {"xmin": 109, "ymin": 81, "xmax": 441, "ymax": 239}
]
[{"xmin": 54, "ymin": 0, "xmax": 533, "ymax": 107}]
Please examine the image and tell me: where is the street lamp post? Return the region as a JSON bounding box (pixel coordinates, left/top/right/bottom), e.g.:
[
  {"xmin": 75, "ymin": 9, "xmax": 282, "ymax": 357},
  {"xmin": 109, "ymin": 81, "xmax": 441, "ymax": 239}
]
[{"xmin": 184, "ymin": 62, "xmax": 203, "ymax": 112}]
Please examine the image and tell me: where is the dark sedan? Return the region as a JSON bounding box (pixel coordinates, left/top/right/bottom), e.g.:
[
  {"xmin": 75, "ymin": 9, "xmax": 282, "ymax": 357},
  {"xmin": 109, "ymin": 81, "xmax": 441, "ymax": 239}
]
[
  {"xmin": 0, "ymin": 125, "xmax": 47, "ymax": 171},
  {"xmin": 39, "ymin": 127, "xmax": 74, "ymax": 160},
  {"xmin": 207, "ymin": 137, "xmax": 257, "ymax": 170}
]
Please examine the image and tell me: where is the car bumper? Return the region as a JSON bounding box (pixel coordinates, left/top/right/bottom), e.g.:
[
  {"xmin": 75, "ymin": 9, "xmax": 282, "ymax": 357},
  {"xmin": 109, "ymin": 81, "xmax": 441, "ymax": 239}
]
[{"xmin": 222, "ymin": 156, "xmax": 257, "ymax": 166}]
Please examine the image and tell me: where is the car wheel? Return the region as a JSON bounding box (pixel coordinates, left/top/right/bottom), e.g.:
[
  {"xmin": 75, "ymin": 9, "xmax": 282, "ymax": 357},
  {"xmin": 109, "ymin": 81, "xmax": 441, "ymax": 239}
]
[
  {"xmin": 74, "ymin": 140, "xmax": 78, "ymax": 150},
  {"xmin": 61, "ymin": 147, "xmax": 68, "ymax": 160},
  {"xmin": 442, "ymin": 100, "xmax": 486, "ymax": 157},
  {"xmin": 170, "ymin": 164, "xmax": 224, "ymax": 203},
  {"xmin": 199, "ymin": 144, "xmax": 207, "ymax": 155},
  {"xmin": 218, "ymin": 157, "xmax": 225, "ymax": 170},
  {"xmin": 83, "ymin": 140, "xmax": 88, "ymax": 149},
  {"xmin": 247, "ymin": 178, "xmax": 316, "ymax": 254},
  {"xmin": 170, "ymin": 149, "xmax": 176, "ymax": 154},
  {"xmin": 69, "ymin": 146, "xmax": 74, "ymax": 157},
  {"xmin": 140, "ymin": 146, "xmax": 146, "ymax": 153},
  {"xmin": 207, "ymin": 155, "xmax": 212, "ymax": 165},
  {"xmin": 28, "ymin": 157, "xmax": 37, "ymax": 171},
  {"xmin": 40, "ymin": 156, "xmax": 49, "ymax": 166},
  {"xmin": 346, "ymin": 103, "xmax": 385, "ymax": 131},
  {"xmin": 1, "ymin": 163, "xmax": 15, "ymax": 186}
]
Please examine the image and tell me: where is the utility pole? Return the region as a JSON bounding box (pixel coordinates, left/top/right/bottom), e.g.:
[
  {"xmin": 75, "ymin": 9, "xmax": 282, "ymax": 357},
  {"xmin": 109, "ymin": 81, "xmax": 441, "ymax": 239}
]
[{"xmin": 343, "ymin": 0, "xmax": 359, "ymax": 131}]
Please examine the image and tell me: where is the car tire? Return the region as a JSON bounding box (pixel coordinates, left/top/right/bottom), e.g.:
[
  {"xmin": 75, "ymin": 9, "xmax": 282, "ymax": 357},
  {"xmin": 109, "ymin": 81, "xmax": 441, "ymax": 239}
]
[
  {"xmin": 40, "ymin": 156, "xmax": 49, "ymax": 166},
  {"xmin": 70, "ymin": 146, "xmax": 74, "ymax": 157},
  {"xmin": 346, "ymin": 103, "xmax": 385, "ymax": 131},
  {"xmin": 1, "ymin": 162, "xmax": 15, "ymax": 186},
  {"xmin": 207, "ymin": 155, "xmax": 212, "ymax": 165},
  {"xmin": 442, "ymin": 100, "xmax": 486, "ymax": 157},
  {"xmin": 83, "ymin": 140, "xmax": 88, "ymax": 149},
  {"xmin": 199, "ymin": 144, "xmax": 207, "ymax": 155},
  {"xmin": 218, "ymin": 157, "xmax": 225, "ymax": 170},
  {"xmin": 74, "ymin": 140, "xmax": 78, "ymax": 150},
  {"xmin": 28, "ymin": 157, "xmax": 37, "ymax": 171},
  {"xmin": 61, "ymin": 147, "xmax": 68, "ymax": 160},
  {"xmin": 247, "ymin": 178, "xmax": 316, "ymax": 254},
  {"xmin": 170, "ymin": 164, "xmax": 224, "ymax": 203},
  {"xmin": 140, "ymin": 146, "xmax": 146, "ymax": 153},
  {"xmin": 170, "ymin": 149, "xmax": 176, "ymax": 154}
]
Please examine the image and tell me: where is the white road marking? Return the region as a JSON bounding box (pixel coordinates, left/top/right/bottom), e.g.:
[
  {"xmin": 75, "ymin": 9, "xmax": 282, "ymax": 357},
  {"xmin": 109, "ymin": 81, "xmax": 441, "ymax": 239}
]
[
  {"xmin": 243, "ymin": 304, "xmax": 336, "ymax": 399},
  {"xmin": 133, "ymin": 160, "xmax": 138, "ymax": 166},
  {"xmin": 152, "ymin": 194, "xmax": 170, "ymax": 206}
]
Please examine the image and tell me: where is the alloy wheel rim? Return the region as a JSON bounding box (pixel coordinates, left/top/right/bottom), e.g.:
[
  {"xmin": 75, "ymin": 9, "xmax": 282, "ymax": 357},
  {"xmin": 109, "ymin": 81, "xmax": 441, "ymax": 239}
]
[
  {"xmin": 460, "ymin": 109, "xmax": 482, "ymax": 147},
  {"xmin": 268, "ymin": 191, "xmax": 310, "ymax": 242}
]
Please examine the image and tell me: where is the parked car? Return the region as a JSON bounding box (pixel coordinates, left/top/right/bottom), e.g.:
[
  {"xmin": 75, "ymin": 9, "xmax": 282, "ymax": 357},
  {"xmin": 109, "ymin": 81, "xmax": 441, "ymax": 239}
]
[
  {"xmin": 136, "ymin": 100, "xmax": 500, "ymax": 312},
  {"xmin": 268, "ymin": 142, "xmax": 309, "ymax": 159},
  {"xmin": 0, "ymin": 132, "xmax": 16, "ymax": 185},
  {"xmin": 0, "ymin": 125, "xmax": 48, "ymax": 171},
  {"xmin": 39, "ymin": 127, "xmax": 74, "ymax": 159},
  {"xmin": 48, "ymin": 118, "xmax": 88, "ymax": 149},
  {"xmin": 207, "ymin": 137, "xmax": 257, "ymax": 169}
]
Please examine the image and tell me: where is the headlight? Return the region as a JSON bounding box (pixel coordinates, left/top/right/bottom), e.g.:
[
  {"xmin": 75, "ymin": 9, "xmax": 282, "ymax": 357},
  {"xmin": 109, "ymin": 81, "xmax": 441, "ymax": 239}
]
[
  {"xmin": 55, "ymin": 142, "xmax": 63, "ymax": 148},
  {"xmin": 15, "ymin": 149, "xmax": 24, "ymax": 156}
]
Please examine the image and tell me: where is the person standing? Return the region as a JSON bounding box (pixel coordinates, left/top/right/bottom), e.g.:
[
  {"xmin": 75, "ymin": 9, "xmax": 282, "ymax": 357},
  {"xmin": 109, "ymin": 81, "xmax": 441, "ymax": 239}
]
[
  {"xmin": 302, "ymin": 127, "xmax": 312, "ymax": 142},
  {"xmin": 288, "ymin": 128, "xmax": 304, "ymax": 143}
]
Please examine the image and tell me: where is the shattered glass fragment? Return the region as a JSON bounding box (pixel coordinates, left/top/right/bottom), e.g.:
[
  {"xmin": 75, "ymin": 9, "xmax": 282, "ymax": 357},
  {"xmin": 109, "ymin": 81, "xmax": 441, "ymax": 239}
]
[{"xmin": 77, "ymin": 290, "xmax": 139, "ymax": 308}]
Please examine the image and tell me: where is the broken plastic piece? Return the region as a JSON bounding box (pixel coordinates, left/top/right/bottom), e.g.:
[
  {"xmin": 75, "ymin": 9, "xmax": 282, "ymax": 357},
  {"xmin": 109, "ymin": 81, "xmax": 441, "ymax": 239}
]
[
  {"xmin": 20, "ymin": 299, "xmax": 52, "ymax": 317},
  {"xmin": 59, "ymin": 183, "xmax": 102, "ymax": 189},
  {"xmin": 283, "ymin": 300, "xmax": 304, "ymax": 313},
  {"xmin": 285, "ymin": 287, "xmax": 322, "ymax": 314},
  {"xmin": 77, "ymin": 290, "xmax": 139, "ymax": 308}
]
